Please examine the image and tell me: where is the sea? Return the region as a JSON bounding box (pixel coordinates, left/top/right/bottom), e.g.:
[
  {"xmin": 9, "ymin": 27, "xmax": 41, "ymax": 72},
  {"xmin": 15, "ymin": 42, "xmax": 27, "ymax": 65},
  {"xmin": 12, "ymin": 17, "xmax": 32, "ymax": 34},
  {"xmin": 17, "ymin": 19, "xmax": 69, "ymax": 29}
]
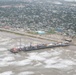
[{"xmin": 0, "ymin": 32, "xmax": 76, "ymax": 75}]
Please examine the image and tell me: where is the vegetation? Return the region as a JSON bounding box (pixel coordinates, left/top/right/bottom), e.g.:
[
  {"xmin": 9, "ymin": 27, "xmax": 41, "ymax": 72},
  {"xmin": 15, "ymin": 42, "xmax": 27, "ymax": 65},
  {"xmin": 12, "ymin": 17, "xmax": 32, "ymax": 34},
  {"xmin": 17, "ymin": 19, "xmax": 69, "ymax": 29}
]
[
  {"xmin": 47, "ymin": 29, "xmax": 56, "ymax": 34},
  {"xmin": 0, "ymin": 0, "xmax": 76, "ymax": 36}
]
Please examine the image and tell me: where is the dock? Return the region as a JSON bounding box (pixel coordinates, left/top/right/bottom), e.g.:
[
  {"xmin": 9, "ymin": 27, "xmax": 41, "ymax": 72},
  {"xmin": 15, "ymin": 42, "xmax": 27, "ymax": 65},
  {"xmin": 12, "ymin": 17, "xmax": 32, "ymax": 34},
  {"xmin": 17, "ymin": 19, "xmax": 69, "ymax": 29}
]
[{"xmin": 10, "ymin": 42, "xmax": 70, "ymax": 53}]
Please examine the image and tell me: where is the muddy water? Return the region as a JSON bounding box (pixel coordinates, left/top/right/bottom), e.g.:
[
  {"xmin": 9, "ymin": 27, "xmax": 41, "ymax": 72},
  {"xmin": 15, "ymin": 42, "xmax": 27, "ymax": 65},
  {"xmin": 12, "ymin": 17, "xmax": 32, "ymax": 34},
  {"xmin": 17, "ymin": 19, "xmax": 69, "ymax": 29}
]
[
  {"xmin": 0, "ymin": 48, "xmax": 76, "ymax": 75},
  {"xmin": 0, "ymin": 32, "xmax": 76, "ymax": 75}
]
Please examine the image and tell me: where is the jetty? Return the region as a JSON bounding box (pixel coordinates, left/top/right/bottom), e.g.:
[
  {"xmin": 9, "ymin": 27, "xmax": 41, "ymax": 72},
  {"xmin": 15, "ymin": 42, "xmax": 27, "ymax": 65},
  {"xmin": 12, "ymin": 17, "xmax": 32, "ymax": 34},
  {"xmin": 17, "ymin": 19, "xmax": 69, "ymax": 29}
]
[{"xmin": 10, "ymin": 42, "xmax": 70, "ymax": 53}]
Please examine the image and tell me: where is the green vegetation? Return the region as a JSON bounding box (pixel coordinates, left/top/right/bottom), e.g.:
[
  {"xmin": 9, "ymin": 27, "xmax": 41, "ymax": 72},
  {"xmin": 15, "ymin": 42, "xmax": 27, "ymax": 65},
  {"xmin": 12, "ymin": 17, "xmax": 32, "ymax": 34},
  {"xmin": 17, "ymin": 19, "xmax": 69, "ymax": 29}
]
[
  {"xmin": 47, "ymin": 29, "xmax": 56, "ymax": 34},
  {"xmin": 27, "ymin": 31, "xmax": 38, "ymax": 35},
  {"xmin": 0, "ymin": 0, "xmax": 76, "ymax": 35}
]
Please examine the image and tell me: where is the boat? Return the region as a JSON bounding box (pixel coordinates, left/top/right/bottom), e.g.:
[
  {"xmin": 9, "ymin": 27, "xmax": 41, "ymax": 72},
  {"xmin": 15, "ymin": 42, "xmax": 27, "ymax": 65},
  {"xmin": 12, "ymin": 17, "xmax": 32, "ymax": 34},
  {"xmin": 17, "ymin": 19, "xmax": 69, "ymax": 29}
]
[{"xmin": 10, "ymin": 42, "xmax": 70, "ymax": 53}]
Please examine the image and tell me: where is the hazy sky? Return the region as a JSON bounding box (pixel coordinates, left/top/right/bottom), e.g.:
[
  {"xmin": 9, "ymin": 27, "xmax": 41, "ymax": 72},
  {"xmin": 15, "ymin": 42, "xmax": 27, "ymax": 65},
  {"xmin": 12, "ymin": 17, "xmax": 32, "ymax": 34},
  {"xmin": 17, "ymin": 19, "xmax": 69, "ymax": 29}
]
[
  {"xmin": 0, "ymin": 0, "xmax": 76, "ymax": 2},
  {"xmin": 65, "ymin": 0, "xmax": 76, "ymax": 1}
]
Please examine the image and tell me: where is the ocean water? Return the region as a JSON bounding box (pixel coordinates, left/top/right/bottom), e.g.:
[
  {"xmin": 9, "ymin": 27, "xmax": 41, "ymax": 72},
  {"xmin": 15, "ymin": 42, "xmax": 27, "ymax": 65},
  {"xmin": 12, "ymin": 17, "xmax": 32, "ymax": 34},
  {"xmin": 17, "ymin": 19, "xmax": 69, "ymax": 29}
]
[{"xmin": 0, "ymin": 36, "xmax": 76, "ymax": 75}]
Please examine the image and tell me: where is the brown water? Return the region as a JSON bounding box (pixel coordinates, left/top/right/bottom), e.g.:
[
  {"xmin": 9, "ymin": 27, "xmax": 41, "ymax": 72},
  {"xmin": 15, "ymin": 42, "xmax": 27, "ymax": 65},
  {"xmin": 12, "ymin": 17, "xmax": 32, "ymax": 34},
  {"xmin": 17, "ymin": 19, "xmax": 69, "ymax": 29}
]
[{"xmin": 0, "ymin": 32, "xmax": 76, "ymax": 75}]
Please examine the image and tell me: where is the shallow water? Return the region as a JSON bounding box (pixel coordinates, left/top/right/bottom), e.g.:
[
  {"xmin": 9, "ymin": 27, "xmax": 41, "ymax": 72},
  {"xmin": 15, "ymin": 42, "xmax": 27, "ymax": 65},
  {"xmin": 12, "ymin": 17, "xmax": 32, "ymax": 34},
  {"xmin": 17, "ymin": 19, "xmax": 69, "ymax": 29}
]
[{"xmin": 0, "ymin": 36, "xmax": 76, "ymax": 75}]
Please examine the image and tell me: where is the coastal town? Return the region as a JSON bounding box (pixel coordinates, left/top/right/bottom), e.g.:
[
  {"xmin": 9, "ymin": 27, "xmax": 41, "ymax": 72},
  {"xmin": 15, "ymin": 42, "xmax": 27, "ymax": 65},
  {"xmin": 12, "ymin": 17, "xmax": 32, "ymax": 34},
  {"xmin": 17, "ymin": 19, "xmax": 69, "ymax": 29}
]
[{"xmin": 0, "ymin": 0, "xmax": 76, "ymax": 75}]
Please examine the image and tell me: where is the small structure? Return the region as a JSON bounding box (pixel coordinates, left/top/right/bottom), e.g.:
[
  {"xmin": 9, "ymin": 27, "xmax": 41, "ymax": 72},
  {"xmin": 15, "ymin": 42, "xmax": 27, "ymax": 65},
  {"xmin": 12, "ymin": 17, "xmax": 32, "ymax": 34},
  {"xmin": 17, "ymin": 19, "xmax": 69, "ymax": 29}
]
[
  {"xmin": 36, "ymin": 31, "xmax": 45, "ymax": 35},
  {"xmin": 64, "ymin": 39, "xmax": 72, "ymax": 42}
]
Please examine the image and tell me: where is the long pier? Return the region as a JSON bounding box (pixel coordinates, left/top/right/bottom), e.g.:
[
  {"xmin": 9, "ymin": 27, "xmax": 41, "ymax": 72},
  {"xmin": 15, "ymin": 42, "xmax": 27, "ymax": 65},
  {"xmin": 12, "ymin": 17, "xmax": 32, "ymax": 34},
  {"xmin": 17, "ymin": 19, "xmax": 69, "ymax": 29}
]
[{"xmin": 10, "ymin": 42, "xmax": 70, "ymax": 53}]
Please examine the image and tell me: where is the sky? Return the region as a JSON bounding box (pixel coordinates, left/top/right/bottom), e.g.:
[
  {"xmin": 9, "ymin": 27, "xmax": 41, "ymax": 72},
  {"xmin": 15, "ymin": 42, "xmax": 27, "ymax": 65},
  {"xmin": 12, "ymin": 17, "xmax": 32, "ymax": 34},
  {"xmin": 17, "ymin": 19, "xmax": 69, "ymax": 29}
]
[
  {"xmin": 64, "ymin": 0, "xmax": 76, "ymax": 1},
  {"xmin": 0, "ymin": 0, "xmax": 76, "ymax": 2}
]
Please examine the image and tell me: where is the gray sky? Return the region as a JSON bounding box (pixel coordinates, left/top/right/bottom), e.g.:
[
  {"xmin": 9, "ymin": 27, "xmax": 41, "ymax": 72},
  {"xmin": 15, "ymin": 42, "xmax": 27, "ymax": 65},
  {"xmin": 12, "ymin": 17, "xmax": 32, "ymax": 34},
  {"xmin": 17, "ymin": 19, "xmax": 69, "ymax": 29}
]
[{"xmin": 0, "ymin": 0, "xmax": 76, "ymax": 2}]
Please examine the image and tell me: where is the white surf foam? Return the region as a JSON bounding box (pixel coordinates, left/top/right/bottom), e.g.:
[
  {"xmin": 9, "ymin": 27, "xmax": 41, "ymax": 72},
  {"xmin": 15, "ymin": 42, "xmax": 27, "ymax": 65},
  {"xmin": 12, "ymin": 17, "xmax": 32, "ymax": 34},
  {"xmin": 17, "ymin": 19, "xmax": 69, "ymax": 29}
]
[
  {"xmin": 0, "ymin": 71, "xmax": 13, "ymax": 75},
  {"xmin": 18, "ymin": 71, "xmax": 34, "ymax": 75},
  {"xmin": 0, "ymin": 38, "xmax": 11, "ymax": 42},
  {"xmin": 39, "ymin": 51, "xmax": 51, "ymax": 57},
  {"xmin": 27, "ymin": 53, "xmax": 46, "ymax": 61},
  {"xmin": 0, "ymin": 48, "xmax": 7, "ymax": 51},
  {"xmin": 2, "ymin": 56, "xmax": 15, "ymax": 62},
  {"xmin": 44, "ymin": 58, "xmax": 76, "ymax": 69},
  {"xmin": 16, "ymin": 59, "xmax": 32, "ymax": 66}
]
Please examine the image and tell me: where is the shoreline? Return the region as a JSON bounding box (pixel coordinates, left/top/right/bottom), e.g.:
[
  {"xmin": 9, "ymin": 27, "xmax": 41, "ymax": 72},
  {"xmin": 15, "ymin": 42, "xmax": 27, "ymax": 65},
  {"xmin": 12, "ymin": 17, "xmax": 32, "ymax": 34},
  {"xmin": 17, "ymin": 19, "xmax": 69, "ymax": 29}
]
[
  {"xmin": 0, "ymin": 28, "xmax": 76, "ymax": 45},
  {"xmin": 0, "ymin": 29, "xmax": 76, "ymax": 53}
]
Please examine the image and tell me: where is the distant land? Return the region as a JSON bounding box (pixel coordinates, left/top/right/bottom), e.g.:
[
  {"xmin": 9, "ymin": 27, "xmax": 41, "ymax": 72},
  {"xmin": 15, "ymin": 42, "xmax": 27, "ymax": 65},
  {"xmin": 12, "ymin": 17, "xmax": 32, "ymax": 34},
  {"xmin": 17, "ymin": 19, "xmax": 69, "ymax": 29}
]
[{"xmin": 0, "ymin": 0, "xmax": 76, "ymax": 36}]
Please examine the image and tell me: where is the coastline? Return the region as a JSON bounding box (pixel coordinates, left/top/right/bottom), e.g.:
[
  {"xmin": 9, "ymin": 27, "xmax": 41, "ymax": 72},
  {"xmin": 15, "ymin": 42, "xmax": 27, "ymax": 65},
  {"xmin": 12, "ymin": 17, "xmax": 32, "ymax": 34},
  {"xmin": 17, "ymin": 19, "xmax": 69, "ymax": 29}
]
[
  {"xmin": 0, "ymin": 28, "xmax": 72, "ymax": 42},
  {"xmin": 0, "ymin": 28, "xmax": 76, "ymax": 46}
]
